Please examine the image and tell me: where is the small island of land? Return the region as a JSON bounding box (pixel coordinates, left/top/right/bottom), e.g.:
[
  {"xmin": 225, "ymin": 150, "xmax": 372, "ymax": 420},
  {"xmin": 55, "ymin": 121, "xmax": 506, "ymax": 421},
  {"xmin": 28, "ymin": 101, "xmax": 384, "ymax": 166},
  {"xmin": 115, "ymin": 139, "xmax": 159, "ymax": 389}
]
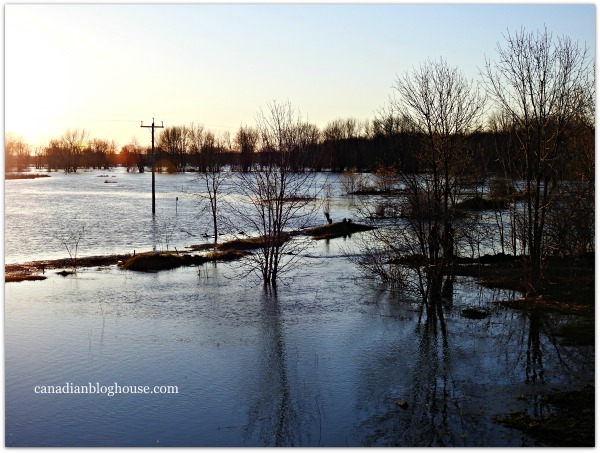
[{"xmin": 5, "ymin": 173, "xmax": 51, "ymax": 180}]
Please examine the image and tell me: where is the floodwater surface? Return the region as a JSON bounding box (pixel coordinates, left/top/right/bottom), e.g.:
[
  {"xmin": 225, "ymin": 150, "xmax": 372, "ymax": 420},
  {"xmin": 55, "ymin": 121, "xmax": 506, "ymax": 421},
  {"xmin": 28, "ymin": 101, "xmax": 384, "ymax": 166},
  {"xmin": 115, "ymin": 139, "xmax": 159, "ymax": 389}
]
[{"xmin": 5, "ymin": 170, "xmax": 594, "ymax": 446}]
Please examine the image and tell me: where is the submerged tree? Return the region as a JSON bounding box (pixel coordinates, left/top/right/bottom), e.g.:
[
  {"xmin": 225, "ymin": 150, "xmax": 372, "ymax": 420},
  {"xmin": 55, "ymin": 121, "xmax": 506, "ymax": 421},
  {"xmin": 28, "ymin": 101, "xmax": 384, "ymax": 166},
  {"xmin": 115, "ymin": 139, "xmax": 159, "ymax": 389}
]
[
  {"xmin": 228, "ymin": 100, "xmax": 320, "ymax": 287},
  {"xmin": 483, "ymin": 27, "xmax": 594, "ymax": 294},
  {"xmin": 44, "ymin": 129, "xmax": 89, "ymax": 173},
  {"xmin": 190, "ymin": 131, "xmax": 229, "ymax": 244},
  {"xmin": 53, "ymin": 219, "xmax": 86, "ymax": 272},
  {"xmin": 157, "ymin": 125, "xmax": 189, "ymax": 172},
  {"xmin": 5, "ymin": 134, "xmax": 31, "ymax": 172},
  {"xmin": 235, "ymin": 124, "xmax": 260, "ymax": 173},
  {"xmin": 357, "ymin": 58, "xmax": 485, "ymax": 308}
]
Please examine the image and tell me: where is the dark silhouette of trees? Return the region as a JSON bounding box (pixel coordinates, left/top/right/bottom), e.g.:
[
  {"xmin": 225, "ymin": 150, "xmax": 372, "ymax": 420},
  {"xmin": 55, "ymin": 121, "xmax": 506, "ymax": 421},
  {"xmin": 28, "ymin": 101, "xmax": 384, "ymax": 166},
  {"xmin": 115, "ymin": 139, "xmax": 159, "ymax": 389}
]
[
  {"xmin": 157, "ymin": 125, "xmax": 188, "ymax": 172},
  {"xmin": 43, "ymin": 129, "xmax": 89, "ymax": 173},
  {"xmin": 356, "ymin": 58, "xmax": 485, "ymax": 307},
  {"xmin": 86, "ymin": 138, "xmax": 116, "ymax": 169},
  {"xmin": 483, "ymin": 27, "xmax": 594, "ymax": 294},
  {"xmin": 186, "ymin": 123, "xmax": 205, "ymax": 171},
  {"xmin": 371, "ymin": 107, "xmax": 417, "ymax": 171},
  {"xmin": 393, "ymin": 58, "xmax": 484, "ymax": 306},
  {"xmin": 119, "ymin": 138, "xmax": 146, "ymax": 172},
  {"xmin": 234, "ymin": 125, "xmax": 260, "ymax": 173},
  {"xmin": 5, "ymin": 134, "xmax": 31, "ymax": 172},
  {"xmin": 322, "ymin": 118, "xmax": 370, "ymax": 171}
]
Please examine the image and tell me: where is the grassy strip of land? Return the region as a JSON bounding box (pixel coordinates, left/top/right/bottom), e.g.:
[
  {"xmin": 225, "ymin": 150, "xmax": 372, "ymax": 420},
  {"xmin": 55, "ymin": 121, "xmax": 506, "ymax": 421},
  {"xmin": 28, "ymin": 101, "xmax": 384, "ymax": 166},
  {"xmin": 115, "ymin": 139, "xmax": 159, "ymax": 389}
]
[
  {"xmin": 5, "ymin": 274, "xmax": 48, "ymax": 283},
  {"xmin": 188, "ymin": 236, "xmax": 288, "ymax": 252},
  {"xmin": 118, "ymin": 250, "xmax": 249, "ymax": 271},
  {"xmin": 7, "ymin": 221, "xmax": 375, "ymax": 280},
  {"xmin": 187, "ymin": 221, "xmax": 376, "ymax": 252},
  {"xmin": 5, "ymin": 249, "xmax": 253, "ymax": 279},
  {"xmin": 5, "ymin": 254, "xmax": 133, "ymax": 282},
  {"xmin": 5, "ymin": 173, "xmax": 51, "ymax": 180}
]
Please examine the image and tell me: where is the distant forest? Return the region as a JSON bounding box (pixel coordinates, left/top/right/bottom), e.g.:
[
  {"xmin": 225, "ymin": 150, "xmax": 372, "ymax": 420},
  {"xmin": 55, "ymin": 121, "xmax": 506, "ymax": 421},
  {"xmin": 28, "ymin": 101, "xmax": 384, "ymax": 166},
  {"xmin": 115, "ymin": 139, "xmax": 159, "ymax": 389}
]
[{"xmin": 5, "ymin": 116, "xmax": 594, "ymax": 179}]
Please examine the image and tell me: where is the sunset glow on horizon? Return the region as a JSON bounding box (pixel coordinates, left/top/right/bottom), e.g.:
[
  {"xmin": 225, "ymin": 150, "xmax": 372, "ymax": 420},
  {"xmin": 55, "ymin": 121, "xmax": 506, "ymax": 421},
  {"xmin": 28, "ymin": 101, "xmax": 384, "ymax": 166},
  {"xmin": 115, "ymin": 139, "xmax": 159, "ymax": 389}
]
[{"xmin": 5, "ymin": 3, "xmax": 595, "ymax": 149}]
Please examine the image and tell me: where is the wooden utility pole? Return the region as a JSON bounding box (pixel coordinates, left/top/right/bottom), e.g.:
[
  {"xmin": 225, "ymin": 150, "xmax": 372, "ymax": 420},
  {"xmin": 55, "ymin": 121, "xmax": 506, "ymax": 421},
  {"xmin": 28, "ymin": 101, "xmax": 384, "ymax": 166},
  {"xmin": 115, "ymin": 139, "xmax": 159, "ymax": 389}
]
[{"xmin": 141, "ymin": 118, "xmax": 164, "ymax": 215}]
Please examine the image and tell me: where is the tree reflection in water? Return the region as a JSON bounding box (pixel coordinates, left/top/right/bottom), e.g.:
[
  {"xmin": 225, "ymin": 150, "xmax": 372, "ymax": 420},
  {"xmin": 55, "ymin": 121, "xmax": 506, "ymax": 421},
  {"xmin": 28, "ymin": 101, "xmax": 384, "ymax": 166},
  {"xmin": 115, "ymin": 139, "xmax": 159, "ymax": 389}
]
[
  {"xmin": 243, "ymin": 289, "xmax": 319, "ymax": 447},
  {"xmin": 355, "ymin": 283, "xmax": 592, "ymax": 447},
  {"xmin": 524, "ymin": 311, "xmax": 544, "ymax": 383},
  {"xmin": 358, "ymin": 296, "xmax": 470, "ymax": 447}
]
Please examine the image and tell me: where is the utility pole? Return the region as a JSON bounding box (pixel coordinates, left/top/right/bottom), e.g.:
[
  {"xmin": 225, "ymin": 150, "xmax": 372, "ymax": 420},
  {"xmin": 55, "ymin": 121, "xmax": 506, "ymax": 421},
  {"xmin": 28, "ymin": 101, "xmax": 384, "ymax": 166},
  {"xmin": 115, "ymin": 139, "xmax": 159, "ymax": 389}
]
[{"xmin": 141, "ymin": 118, "xmax": 164, "ymax": 215}]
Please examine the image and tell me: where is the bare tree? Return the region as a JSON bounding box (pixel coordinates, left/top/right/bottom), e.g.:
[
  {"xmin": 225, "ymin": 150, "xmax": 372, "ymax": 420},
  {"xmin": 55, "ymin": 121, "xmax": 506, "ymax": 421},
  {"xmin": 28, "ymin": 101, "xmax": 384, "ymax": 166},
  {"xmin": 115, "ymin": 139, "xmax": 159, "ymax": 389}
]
[
  {"xmin": 55, "ymin": 129, "xmax": 89, "ymax": 173},
  {"xmin": 190, "ymin": 131, "xmax": 229, "ymax": 244},
  {"xmin": 482, "ymin": 27, "xmax": 594, "ymax": 294},
  {"xmin": 86, "ymin": 138, "xmax": 115, "ymax": 169},
  {"xmin": 322, "ymin": 117, "xmax": 365, "ymax": 171},
  {"xmin": 120, "ymin": 138, "xmax": 145, "ymax": 172},
  {"xmin": 356, "ymin": 59, "xmax": 485, "ymax": 307},
  {"xmin": 227, "ymin": 100, "xmax": 320, "ymax": 288},
  {"xmin": 339, "ymin": 170, "xmax": 369, "ymax": 195},
  {"xmin": 158, "ymin": 125, "xmax": 189, "ymax": 172},
  {"xmin": 186, "ymin": 123, "xmax": 205, "ymax": 171},
  {"xmin": 234, "ymin": 124, "xmax": 260, "ymax": 173},
  {"xmin": 54, "ymin": 219, "xmax": 85, "ymax": 272},
  {"xmin": 5, "ymin": 134, "xmax": 31, "ymax": 172}
]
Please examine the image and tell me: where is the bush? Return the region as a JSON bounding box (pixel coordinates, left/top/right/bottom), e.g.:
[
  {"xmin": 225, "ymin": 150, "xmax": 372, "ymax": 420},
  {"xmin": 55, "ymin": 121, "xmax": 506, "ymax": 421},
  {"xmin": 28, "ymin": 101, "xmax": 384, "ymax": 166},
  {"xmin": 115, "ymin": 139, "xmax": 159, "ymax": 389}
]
[{"xmin": 119, "ymin": 252, "xmax": 187, "ymax": 271}]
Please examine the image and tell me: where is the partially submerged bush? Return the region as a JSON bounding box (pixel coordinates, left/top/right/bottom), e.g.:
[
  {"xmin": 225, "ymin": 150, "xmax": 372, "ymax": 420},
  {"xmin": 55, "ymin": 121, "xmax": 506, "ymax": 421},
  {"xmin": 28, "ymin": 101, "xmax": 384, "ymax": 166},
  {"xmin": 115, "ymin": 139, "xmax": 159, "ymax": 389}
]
[
  {"xmin": 456, "ymin": 196, "xmax": 508, "ymax": 210},
  {"xmin": 119, "ymin": 252, "xmax": 188, "ymax": 271},
  {"xmin": 205, "ymin": 249, "xmax": 249, "ymax": 262},
  {"xmin": 305, "ymin": 221, "xmax": 375, "ymax": 240},
  {"xmin": 461, "ymin": 308, "xmax": 490, "ymax": 319},
  {"xmin": 120, "ymin": 249, "xmax": 249, "ymax": 272},
  {"xmin": 216, "ymin": 235, "xmax": 289, "ymax": 251}
]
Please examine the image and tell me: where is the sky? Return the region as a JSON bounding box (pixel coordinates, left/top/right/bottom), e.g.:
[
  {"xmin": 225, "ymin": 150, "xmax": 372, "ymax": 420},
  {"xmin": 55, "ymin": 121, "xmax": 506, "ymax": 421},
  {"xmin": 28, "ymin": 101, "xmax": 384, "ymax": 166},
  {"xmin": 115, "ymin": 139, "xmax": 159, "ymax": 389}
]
[{"xmin": 4, "ymin": 2, "xmax": 596, "ymax": 149}]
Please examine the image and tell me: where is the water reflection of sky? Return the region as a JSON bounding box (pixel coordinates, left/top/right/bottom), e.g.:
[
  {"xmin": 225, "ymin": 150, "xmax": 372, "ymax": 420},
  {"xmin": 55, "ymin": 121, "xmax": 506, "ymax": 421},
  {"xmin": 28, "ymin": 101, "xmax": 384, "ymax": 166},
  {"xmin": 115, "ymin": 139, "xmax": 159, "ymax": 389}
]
[
  {"xmin": 5, "ymin": 169, "xmax": 359, "ymax": 263},
  {"xmin": 5, "ymin": 238, "xmax": 594, "ymax": 446}
]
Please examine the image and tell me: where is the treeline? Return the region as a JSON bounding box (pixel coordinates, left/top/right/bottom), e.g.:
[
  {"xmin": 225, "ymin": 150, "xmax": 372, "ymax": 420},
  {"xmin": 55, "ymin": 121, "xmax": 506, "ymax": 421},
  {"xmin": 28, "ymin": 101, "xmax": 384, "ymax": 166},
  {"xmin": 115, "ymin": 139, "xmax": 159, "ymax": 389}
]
[{"xmin": 6, "ymin": 115, "xmax": 594, "ymax": 179}]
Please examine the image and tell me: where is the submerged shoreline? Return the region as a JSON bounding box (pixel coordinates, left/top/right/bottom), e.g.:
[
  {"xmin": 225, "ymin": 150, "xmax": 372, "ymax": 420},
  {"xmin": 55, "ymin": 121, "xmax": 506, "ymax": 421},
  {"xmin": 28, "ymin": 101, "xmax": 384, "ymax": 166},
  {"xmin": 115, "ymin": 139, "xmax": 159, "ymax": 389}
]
[
  {"xmin": 5, "ymin": 254, "xmax": 133, "ymax": 282},
  {"xmin": 6, "ymin": 220, "xmax": 377, "ymax": 282}
]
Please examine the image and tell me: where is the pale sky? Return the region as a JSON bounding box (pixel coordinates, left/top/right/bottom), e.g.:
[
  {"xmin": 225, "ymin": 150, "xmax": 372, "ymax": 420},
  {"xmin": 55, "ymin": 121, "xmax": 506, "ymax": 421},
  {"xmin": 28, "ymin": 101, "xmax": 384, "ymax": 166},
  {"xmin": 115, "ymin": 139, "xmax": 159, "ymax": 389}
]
[{"xmin": 4, "ymin": 2, "xmax": 596, "ymax": 149}]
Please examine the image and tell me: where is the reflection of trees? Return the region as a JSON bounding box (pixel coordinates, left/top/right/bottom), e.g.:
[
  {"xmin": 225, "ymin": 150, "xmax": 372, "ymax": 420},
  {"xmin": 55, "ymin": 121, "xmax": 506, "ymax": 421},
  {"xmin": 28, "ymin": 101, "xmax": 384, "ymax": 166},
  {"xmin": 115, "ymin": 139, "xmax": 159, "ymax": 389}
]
[
  {"xmin": 357, "ymin": 303, "xmax": 473, "ymax": 447},
  {"xmin": 407, "ymin": 307, "xmax": 452, "ymax": 446},
  {"xmin": 516, "ymin": 310, "xmax": 585, "ymax": 385},
  {"xmin": 524, "ymin": 312, "xmax": 544, "ymax": 383},
  {"xmin": 243, "ymin": 290, "xmax": 317, "ymax": 446},
  {"xmin": 354, "ymin": 279, "xmax": 592, "ymax": 446}
]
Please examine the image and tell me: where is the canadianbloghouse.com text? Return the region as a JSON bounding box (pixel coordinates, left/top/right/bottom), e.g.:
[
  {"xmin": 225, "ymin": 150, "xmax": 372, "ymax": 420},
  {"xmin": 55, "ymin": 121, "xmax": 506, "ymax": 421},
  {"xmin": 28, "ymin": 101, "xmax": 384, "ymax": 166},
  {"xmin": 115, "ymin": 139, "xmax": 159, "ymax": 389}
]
[{"xmin": 34, "ymin": 382, "xmax": 179, "ymax": 397}]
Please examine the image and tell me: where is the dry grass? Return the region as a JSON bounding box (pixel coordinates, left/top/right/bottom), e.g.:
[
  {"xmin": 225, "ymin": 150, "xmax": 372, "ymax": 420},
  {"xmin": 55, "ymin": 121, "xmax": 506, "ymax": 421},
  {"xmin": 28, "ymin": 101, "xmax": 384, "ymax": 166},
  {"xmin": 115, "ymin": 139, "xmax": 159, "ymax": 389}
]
[
  {"xmin": 205, "ymin": 249, "xmax": 249, "ymax": 262},
  {"xmin": 5, "ymin": 274, "xmax": 47, "ymax": 283},
  {"xmin": 215, "ymin": 235, "xmax": 289, "ymax": 251},
  {"xmin": 119, "ymin": 252, "xmax": 188, "ymax": 271},
  {"xmin": 5, "ymin": 254, "xmax": 132, "ymax": 283},
  {"xmin": 5, "ymin": 173, "xmax": 51, "ymax": 180}
]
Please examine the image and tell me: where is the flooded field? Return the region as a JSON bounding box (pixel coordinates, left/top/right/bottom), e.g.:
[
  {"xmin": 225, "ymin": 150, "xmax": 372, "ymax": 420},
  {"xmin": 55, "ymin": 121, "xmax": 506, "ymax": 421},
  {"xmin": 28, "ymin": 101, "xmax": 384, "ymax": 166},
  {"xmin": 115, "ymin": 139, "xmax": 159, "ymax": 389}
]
[{"xmin": 4, "ymin": 170, "xmax": 594, "ymax": 446}]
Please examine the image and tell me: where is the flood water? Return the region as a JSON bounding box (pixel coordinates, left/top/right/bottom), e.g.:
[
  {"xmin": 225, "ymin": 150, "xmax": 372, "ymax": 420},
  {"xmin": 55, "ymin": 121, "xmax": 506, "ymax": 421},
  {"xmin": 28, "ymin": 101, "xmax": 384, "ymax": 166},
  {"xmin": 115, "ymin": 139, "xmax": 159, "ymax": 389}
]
[{"xmin": 4, "ymin": 169, "xmax": 594, "ymax": 446}]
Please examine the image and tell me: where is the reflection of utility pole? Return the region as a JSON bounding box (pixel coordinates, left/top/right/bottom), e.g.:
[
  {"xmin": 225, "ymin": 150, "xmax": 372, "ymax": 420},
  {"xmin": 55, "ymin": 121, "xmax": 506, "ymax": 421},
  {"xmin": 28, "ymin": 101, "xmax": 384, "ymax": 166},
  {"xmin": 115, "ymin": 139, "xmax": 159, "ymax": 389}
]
[{"xmin": 141, "ymin": 118, "xmax": 164, "ymax": 215}]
